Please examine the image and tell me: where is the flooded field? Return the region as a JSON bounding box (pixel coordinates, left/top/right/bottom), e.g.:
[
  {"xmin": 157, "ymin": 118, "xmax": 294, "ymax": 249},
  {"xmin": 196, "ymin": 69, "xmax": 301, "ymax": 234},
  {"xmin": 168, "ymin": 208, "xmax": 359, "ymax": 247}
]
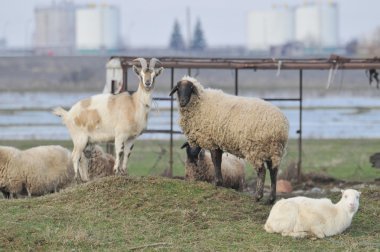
[{"xmin": 1, "ymin": 91, "xmax": 380, "ymax": 140}]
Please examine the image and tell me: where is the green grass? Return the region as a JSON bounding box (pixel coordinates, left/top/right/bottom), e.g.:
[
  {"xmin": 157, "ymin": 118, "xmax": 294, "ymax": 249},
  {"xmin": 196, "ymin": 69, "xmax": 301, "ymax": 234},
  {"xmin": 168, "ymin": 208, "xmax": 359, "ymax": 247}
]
[
  {"xmin": 2, "ymin": 138, "xmax": 380, "ymax": 182},
  {"xmin": 0, "ymin": 176, "xmax": 379, "ymax": 251}
]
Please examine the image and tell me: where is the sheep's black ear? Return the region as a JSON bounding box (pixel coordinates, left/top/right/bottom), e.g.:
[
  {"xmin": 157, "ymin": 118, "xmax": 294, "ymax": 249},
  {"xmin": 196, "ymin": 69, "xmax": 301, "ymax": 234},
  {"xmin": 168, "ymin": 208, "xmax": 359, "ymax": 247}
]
[
  {"xmin": 192, "ymin": 85, "xmax": 199, "ymax": 96},
  {"xmin": 169, "ymin": 85, "xmax": 178, "ymax": 96},
  {"xmin": 132, "ymin": 65, "xmax": 141, "ymax": 75},
  {"xmin": 181, "ymin": 142, "xmax": 189, "ymax": 149}
]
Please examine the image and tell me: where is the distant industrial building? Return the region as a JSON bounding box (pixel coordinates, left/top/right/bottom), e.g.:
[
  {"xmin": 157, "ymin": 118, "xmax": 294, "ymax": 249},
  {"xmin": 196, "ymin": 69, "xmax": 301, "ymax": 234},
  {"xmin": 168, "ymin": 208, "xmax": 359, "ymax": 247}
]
[
  {"xmin": 247, "ymin": 6, "xmax": 294, "ymax": 51},
  {"xmin": 295, "ymin": 2, "xmax": 338, "ymax": 49},
  {"xmin": 247, "ymin": 1, "xmax": 339, "ymax": 52},
  {"xmin": 33, "ymin": 1, "xmax": 121, "ymax": 54},
  {"xmin": 75, "ymin": 4, "xmax": 121, "ymax": 52},
  {"xmin": 34, "ymin": 1, "xmax": 76, "ymax": 54}
]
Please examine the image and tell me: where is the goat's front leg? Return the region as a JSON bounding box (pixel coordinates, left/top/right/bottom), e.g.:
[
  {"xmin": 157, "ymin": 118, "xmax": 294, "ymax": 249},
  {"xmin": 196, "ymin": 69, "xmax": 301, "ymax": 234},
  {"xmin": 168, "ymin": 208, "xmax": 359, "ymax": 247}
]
[
  {"xmin": 114, "ymin": 138, "xmax": 125, "ymax": 176},
  {"xmin": 121, "ymin": 140, "xmax": 135, "ymax": 176},
  {"xmin": 72, "ymin": 139, "xmax": 89, "ymax": 182},
  {"xmin": 254, "ymin": 165, "xmax": 266, "ymax": 202},
  {"xmin": 210, "ymin": 148, "xmax": 223, "ymax": 186}
]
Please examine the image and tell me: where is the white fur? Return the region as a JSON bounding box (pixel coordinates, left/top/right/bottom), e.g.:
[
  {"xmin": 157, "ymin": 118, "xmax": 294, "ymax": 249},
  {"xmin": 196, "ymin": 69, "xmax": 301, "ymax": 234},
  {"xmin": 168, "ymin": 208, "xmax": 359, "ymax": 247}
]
[
  {"xmin": 0, "ymin": 145, "xmax": 116, "ymax": 199},
  {"xmin": 0, "ymin": 145, "xmax": 74, "ymax": 198},
  {"xmin": 264, "ymin": 189, "xmax": 361, "ymax": 238},
  {"xmin": 53, "ymin": 58, "xmax": 163, "ymax": 182}
]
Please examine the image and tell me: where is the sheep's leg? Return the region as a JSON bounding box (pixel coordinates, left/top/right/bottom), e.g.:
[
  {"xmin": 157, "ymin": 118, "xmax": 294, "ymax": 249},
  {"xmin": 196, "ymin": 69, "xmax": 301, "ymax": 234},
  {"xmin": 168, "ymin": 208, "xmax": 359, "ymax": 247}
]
[
  {"xmin": 267, "ymin": 160, "xmax": 278, "ymax": 204},
  {"xmin": 120, "ymin": 140, "xmax": 135, "ymax": 176},
  {"xmin": 210, "ymin": 148, "xmax": 223, "ymax": 186},
  {"xmin": 254, "ymin": 165, "xmax": 266, "ymax": 202}
]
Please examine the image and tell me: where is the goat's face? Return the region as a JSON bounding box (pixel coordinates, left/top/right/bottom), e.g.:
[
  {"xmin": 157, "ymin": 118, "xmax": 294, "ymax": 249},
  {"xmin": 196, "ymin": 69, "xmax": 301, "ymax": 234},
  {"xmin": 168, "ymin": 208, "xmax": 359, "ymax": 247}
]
[
  {"xmin": 181, "ymin": 142, "xmax": 201, "ymax": 164},
  {"xmin": 133, "ymin": 58, "xmax": 164, "ymax": 91},
  {"xmin": 133, "ymin": 67, "xmax": 163, "ymax": 91},
  {"xmin": 169, "ymin": 80, "xmax": 199, "ymax": 107},
  {"xmin": 341, "ymin": 189, "xmax": 361, "ymax": 213}
]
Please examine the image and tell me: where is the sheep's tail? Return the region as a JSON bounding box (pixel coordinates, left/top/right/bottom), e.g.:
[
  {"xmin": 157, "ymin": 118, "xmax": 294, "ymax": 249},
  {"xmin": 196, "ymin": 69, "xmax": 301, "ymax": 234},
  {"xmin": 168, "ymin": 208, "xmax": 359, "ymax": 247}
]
[{"xmin": 52, "ymin": 107, "xmax": 68, "ymax": 122}]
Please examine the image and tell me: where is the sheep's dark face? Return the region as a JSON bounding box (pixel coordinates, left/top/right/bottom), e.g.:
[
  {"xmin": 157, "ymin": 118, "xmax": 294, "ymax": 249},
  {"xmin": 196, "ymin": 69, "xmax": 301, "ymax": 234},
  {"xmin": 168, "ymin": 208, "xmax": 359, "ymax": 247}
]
[
  {"xmin": 181, "ymin": 142, "xmax": 202, "ymax": 164},
  {"xmin": 169, "ymin": 80, "xmax": 198, "ymax": 107}
]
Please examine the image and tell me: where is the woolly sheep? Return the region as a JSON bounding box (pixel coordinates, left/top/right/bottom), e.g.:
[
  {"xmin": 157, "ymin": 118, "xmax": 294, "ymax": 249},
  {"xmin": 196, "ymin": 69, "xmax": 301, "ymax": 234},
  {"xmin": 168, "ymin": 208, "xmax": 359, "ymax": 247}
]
[
  {"xmin": 0, "ymin": 145, "xmax": 74, "ymax": 198},
  {"xmin": 53, "ymin": 58, "xmax": 164, "ymax": 182},
  {"xmin": 83, "ymin": 144, "xmax": 115, "ymax": 179},
  {"xmin": 181, "ymin": 142, "xmax": 245, "ymax": 191},
  {"xmin": 0, "ymin": 145, "xmax": 115, "ymax": 199},
  {"xmin": 170, "ymin": 76, "xmax": 289, "ymax": 203},
  {"xmin": 264, "ymin": 189, "xmax": 361, "ymax": 238}
]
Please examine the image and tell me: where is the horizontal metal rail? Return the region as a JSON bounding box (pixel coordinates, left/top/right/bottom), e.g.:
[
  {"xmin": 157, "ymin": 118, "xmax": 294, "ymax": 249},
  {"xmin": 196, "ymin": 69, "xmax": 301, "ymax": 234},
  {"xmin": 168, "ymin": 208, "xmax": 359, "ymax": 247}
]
[{"xmin": 113, "ymin": 56, "xmax": 380, "ymax": 70}]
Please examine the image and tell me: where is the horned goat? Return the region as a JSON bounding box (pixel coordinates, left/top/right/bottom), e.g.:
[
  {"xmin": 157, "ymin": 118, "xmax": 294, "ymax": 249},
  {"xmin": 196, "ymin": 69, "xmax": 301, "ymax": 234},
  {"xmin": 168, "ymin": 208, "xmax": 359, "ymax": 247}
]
[
  {"xmin": 170, "ymin": 76, "xmax": 289, "ymax": 204},
  {"xmin": 181, "ymin": 142, "xmax": 245, "ymax": 191},
  {"xmin": 53, "ymin": 58, "xmax": 164, "ymax": 182},
  {"xmin": 264, "ymin": 189, "xmax": 361, "ymax": 238}
]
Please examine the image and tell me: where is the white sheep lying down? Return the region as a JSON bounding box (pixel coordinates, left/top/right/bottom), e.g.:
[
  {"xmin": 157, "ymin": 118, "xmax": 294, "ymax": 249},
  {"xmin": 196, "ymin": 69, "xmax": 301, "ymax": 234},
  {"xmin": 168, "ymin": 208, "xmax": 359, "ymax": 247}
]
[
  {"xmin": 264, "ymin": 189, "xmax": 361, "ymax": 238},
  {"xmin": 181, "ymin": 142, "xmax": 245, "ymax": 191},
  {"xmin": 0, "ymin": 145, "xmax": 115, "ymax": 198},
  {"xmin": 0, "ymin": 145, "xmax": 74, "ymax": 198}
]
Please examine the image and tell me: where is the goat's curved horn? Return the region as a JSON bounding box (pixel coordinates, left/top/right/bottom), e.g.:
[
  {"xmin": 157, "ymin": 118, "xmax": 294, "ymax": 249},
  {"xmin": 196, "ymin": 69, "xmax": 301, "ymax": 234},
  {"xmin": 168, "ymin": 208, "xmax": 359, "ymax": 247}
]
[
  {"xmin": 133, "ymin": 58, "xmax": 148, "ymax": 71},
  {"xmin": 149, "ymin": 58, "xmax": 161, "ymax": 69}
]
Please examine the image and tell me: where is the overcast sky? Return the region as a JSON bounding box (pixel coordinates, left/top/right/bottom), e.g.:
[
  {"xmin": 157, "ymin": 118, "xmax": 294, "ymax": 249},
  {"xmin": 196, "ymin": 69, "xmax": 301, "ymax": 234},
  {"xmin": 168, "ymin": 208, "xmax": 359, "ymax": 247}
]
[{"xmin": 0, "ymin": 0, "xmax": 379, "ymax": 48}]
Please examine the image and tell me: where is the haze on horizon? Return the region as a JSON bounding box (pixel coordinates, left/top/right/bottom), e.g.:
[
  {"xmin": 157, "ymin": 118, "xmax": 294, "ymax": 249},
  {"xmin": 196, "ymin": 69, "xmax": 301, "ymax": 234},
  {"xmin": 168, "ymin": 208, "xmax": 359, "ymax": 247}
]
[{"xmin": 0, "ymin": 0, "xmax": 379, "ymax": 48}]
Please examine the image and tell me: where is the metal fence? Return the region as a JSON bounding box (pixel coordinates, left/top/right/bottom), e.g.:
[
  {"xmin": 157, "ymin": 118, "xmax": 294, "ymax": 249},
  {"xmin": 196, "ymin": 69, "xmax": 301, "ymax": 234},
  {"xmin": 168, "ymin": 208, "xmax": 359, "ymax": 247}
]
[{"xmin": 109, "ymin": 55, "xmax": 380, "ymax": 180}]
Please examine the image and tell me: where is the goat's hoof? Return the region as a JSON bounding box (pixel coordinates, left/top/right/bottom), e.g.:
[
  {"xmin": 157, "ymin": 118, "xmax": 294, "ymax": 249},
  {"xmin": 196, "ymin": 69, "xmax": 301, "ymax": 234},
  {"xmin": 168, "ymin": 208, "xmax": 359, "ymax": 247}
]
[{"xmin": 115, "ymin": 170, "xmax": 127, "ymax": 177}]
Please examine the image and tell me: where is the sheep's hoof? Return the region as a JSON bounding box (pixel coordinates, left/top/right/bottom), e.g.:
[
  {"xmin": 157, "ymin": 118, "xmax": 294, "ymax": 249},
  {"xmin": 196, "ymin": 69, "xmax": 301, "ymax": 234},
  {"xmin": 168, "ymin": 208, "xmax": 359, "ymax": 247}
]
[
  {"xmin": 265, "ymin": 198, "xmax": 276, "ymax": 205},
  {"xmin": 254, "ymin": 194, "xmax": 263, "ymax": 202},
  {"xmin": 213, "ymin": 180, "xmax": 223, "ymax": 187}
]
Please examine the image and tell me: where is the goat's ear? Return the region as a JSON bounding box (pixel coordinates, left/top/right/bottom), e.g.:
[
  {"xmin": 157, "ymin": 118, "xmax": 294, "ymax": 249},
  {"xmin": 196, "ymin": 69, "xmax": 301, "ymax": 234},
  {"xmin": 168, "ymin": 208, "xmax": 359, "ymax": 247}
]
[
  {"xmin": 155, "ymin": 67, "xmax": 164, "ymax": 77},
  {"xmin": 181, "ymin": 142, "xmax": 189, "ymax": 149},
  {"xmin": 132, "ymin": 65, "xmax": 141, "ymax": 76},
  {"xmin": 341, "ymin": 189, "xmax": 345, "ymax": 194}
]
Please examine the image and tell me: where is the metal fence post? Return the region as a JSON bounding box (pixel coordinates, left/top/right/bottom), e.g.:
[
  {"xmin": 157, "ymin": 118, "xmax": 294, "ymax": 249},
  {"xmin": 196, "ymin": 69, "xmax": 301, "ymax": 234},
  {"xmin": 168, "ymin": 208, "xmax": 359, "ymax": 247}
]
[
  {"xmin": 169, "ymin": 67, "xmax": 174, "ymax": 177},
  {"xmin": 235, "ymin": 68, "xmax": 239, "ymax": 96},
  {"xmin": 297, "ymin": 69, "xmax": 303, "ymax": 182}
]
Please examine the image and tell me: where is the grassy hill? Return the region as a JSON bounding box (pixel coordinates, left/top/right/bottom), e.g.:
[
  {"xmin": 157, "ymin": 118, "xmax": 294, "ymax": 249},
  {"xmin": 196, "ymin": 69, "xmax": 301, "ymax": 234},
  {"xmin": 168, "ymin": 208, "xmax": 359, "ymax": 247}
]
[{"xmin": 0, "ymin": 176, "xmax": 379, "ymax": 251}]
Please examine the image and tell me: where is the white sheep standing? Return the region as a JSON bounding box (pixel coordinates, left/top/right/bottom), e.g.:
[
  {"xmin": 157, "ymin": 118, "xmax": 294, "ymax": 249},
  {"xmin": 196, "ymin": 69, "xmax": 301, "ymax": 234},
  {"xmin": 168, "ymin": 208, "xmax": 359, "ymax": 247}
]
[
  {"xmin": 170, "ymin": 76, "xmax": 289, "ymax": 203},
  {"xmin": 53, "ymin": 58, "xmax": 164, "ymax": 182},
  {"xmin": 264, "ymin": 189, "xmax": 361, "ymax": 238},
  {"xmin": 181, "ymin": 142, "xmax": 245, "ymax": 191},
  {"xmin": 0, "ymin": 145, "xmax": 74, "ymax": 198}
]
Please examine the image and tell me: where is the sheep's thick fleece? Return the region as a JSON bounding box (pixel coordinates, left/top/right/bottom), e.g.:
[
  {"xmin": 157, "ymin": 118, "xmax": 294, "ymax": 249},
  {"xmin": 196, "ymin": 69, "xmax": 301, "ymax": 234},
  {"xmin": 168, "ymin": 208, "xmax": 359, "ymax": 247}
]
[
  {"xmin": 264, "ymin": 189, "xmax": 361, "ymax": 238},
  {"xmin": 0, "ymin": 145, "xmax": 73, "ymax": 196},
  {"xmin": 185, "ymin": 150, "xmax": 245, "ymax": 190},
  {"xmin": 179, "ymin": 77, "xmax": 289, "ymax": 168}
]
